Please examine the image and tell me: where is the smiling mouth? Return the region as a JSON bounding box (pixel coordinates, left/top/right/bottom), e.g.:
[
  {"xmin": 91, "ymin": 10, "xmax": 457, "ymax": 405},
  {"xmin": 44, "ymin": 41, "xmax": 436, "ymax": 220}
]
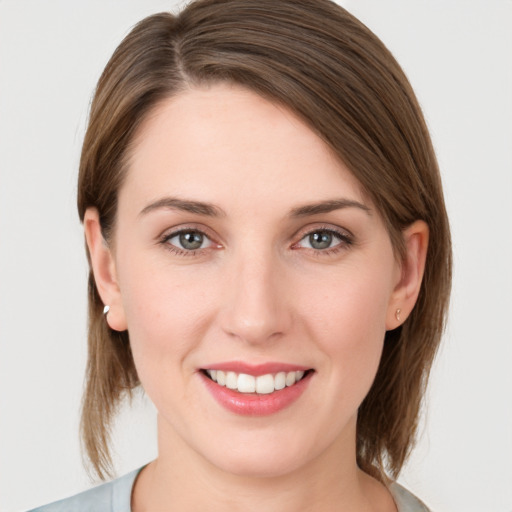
[{"xmin": 201, "ymin": 369, "xmax": 313, "ymax": 394}]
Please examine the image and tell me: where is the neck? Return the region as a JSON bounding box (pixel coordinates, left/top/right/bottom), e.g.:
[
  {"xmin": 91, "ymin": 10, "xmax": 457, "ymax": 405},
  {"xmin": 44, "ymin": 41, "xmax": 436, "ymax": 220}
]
[{"xmin": 131, "ymin": 415, "xmax": 396, "ymax": 512}]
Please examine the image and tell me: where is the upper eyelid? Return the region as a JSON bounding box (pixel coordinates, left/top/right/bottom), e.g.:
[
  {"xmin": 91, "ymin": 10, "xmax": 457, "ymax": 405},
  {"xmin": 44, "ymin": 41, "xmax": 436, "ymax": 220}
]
[
  {"xmin": 157, "ymin": 223, "xmax": 354, "ymax": 248},
  {"xmin": 293, "ymin": 224, "xmax": 354, "ymax": 242},
  {"xmin": 297, "ymin": 231, "xmax": 348, "ymax": 247},
  {"xmin": 159, "ymin": 224, "xmax": 218, "ymax": 242},
  {"xmin": 160, "ymin": 227, "xmax": 219, "ymax": 255}
]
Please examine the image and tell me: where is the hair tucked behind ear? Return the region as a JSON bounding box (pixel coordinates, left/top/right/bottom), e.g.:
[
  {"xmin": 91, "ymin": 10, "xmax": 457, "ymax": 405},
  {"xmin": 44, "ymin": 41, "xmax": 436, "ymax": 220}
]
[
  {"xmin": 79, "ymin": 275, "xmax": 138, "ymax": 480},
  {"xmin": 78, "ymin": 0, "xmax": 451, "ymax": 481}
]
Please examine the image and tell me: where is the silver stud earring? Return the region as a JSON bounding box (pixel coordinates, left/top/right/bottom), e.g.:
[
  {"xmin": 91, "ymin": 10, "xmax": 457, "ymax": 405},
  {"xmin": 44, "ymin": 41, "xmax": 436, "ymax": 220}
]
[
  {"xmin": 395, "ymin": 308, "xmax": 401, "ymax": 322},
  {"xmin": 103, "ymin": 305, "xmax": 110, "ymax": 316}
]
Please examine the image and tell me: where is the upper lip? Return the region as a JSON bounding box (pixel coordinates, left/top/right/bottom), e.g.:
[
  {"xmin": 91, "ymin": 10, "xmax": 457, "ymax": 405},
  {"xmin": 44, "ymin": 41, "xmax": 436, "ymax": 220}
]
[{"xmin": 200, "ymin": 361, "xmax": 311, "ymax": 376}]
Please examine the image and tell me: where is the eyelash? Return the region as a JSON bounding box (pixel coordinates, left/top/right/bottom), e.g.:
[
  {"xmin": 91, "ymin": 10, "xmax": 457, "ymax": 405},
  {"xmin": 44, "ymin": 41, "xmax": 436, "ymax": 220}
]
[
  {"xmin": 293, "ymin": 226, "xmax": 354, "ymax": 256},
  {"xmin": 159, "ymin": 226, "xmax": 353, "ymax": 257},
  {"xmin": 159, "ymin": 227, "xmax": 219, "ymax": 257}
]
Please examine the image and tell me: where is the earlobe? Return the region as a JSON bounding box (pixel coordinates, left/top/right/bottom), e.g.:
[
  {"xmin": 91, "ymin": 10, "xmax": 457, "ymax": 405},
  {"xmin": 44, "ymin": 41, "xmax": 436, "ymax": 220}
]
[
  {"xmin": 386, "ymin": 220, "xmax": 429, "ymax": 330},
  {"xmin": 83, "ymin": 208, "xmax": 127, "ymax": 331}
]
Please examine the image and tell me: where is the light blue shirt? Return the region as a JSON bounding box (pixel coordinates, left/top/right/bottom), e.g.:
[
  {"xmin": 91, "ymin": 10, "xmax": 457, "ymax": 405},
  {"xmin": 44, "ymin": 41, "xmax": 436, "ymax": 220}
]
[{"xmin": 28, "ymin": 466, "xmax": 431, "ymax": 511}]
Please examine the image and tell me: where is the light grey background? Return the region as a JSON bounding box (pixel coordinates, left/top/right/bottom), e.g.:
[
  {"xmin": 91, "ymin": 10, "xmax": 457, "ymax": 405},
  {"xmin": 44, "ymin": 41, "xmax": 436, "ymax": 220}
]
[{"xmin": 1, "ymin": 1, "xmax": 511, "ymax": 511}]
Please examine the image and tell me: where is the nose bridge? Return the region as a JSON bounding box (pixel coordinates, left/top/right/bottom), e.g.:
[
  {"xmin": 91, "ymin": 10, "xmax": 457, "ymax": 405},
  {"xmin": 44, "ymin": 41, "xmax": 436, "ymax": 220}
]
[{"xmin": 222, "ymin": 243, "xmax": 289, "ymax": 344}]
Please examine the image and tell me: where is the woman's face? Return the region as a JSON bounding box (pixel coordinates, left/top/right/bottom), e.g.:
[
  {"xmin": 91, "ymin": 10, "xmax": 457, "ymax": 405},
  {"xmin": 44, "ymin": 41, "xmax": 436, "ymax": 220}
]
[{"xmin": 103, "ymin": 84, "xmax": 404, "ymax": 477}]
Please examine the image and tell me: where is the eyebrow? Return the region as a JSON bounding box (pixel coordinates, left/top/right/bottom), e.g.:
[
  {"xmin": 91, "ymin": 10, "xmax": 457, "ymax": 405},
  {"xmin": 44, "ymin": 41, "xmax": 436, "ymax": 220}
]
[
  {"xmin": 289, "ymin": 198, "xmax": 371, "ymax": 217},
  {"xmin": 139, "ymin": 196, "xmax": 370, "ymax": 219},
  {"xmin": 139, "ymin": 197, "xmax": 225, "ymax": 217}
]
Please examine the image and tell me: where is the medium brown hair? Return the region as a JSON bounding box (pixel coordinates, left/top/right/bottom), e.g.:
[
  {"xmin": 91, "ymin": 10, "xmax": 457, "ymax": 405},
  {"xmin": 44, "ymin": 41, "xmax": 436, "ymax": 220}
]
[{"xmin": 78, "ymin": 0, "xmax": 451, "ymax": 481}]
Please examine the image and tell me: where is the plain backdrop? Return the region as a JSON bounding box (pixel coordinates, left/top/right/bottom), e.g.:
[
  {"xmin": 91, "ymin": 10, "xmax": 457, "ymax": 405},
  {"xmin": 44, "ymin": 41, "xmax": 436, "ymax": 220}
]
[{"xmin": 0, "ymin": 1, "xmax": 511, "ymax": 511}]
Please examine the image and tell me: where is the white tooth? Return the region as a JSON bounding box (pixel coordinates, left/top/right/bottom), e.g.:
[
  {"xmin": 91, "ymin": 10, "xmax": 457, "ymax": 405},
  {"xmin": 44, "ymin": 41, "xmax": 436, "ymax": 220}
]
[
  {"xmin": 210, "ymin": 369, "xmax": 217, "ymax": 381},
  {"xmin": 274, "ymin": 372, "xmax": 286, "ymax": 390},
  {"xmin": 237, "ymin": 373, "xmax": 256, "ymax": 393},
  {"xmin": 216, "ymin": 370, "xmax": 226, "ymax": 386},
  {"xmin": 295, "ymin": 370, "xmax": 305, "ymax": 381},
  {"xmin": 285, "ymin": 371, "xmax": 296, "ymax": 387},
  {"xmin": 226, "ymin": 371, "xmax": 238, "ymax": 389},
  {"xmin": 256, "ymin": 374, "xmax": 275, "ymax": 394}
]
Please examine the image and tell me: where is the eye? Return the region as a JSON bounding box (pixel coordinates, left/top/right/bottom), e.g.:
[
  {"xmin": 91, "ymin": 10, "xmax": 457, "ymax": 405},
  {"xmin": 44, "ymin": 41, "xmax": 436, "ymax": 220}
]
[
  {"xmin": 295, "ymin": 228, "xmax": 351, "ymax": 251},
  {"xmin": 164, "ymin": 229, "xmax": 214, "ymax": 251},
  {"xmin": 304, "ymin": 231, "xmax": 336, "ymax": 250}
]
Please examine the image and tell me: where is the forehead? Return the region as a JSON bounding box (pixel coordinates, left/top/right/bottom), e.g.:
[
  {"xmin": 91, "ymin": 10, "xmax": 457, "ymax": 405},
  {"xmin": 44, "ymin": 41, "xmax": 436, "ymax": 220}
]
[{"xmin": 122, "ymin": 83, "xmax": 367, "ymax": 212}]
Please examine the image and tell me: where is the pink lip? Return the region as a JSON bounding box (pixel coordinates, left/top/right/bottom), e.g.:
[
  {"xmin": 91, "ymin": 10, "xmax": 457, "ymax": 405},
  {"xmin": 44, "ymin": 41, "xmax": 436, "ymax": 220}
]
[
  {"xmin": 199, "ymin": 367, "xmax": 313, "ymax": 416},
  {"xmin": 202, "ymin": 361, "xmax": 310, "ymax": 376}
]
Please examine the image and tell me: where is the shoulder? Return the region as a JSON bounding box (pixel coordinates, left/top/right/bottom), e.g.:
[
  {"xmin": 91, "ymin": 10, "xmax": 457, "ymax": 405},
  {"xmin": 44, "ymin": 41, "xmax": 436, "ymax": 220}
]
[
  {"xmin": 27, "ymin": 467, "xmax": 143, "ymax": 512},
  {"xmin": 389, "ymin": 482, "xmax": 432, "ymax": 512}
]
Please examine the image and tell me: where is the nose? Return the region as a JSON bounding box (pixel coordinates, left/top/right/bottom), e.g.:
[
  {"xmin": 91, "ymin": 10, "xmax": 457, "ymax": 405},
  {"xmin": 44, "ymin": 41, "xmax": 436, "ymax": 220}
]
[{"xmin": 220, "ymin": 249, "xmax": 292, "ymax": 345}]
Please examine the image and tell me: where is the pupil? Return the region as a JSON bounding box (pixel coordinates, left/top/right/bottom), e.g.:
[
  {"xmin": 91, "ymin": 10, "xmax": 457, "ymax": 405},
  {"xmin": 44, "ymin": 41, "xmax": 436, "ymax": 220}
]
[
  {"xmin": 179, "ymin": 231, "xmax": 203, "ymax": 250},
  {"xmin": 310, "ymin": 231, "xmax": 332, "ymax": 250}
]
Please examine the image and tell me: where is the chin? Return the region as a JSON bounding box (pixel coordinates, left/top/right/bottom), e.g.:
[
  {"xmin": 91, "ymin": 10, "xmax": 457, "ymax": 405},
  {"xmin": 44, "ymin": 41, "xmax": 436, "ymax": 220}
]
[
  {"xmin": 210, "ymin": 450, "xmax": 306, "ymax": 479},
  {"xmin": 195, "ymin": 427, "xmax": 316, "ymax": 479}
]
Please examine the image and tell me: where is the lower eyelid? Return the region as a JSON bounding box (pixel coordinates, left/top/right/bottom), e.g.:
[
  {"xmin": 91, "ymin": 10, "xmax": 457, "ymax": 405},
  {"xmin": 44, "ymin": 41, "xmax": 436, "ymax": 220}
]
[
  {"xmin": 296, "ymin": 229, "xmax": 352, "ymax": 248},
  {"xmin": 159, "ymin": 228, "xmax": 223, "ymax": 255},
  {"xmin": 169, "ymin": 232, "xmax": 210, "ymax": 246},
  {"xmin": 159, "ymin": 226, "xmax": 352, "ymax": 255}
]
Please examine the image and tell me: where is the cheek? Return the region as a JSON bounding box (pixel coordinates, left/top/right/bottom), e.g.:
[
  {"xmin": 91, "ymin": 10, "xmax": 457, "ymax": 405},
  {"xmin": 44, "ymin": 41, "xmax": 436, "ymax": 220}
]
[
  {"xmin": 298, "ymin": 262, "xmax": 393, "ymax": 391},
  {"xmin": 116, "ymin": 257, "xmax": 217, "ymax": 384}
]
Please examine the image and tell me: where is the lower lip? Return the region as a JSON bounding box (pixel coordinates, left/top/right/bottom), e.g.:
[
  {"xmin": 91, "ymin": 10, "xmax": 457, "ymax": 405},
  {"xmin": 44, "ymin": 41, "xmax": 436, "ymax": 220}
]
[{"xmin": 200, "ymin": 372, "xmax": 312, "ymax": 416}]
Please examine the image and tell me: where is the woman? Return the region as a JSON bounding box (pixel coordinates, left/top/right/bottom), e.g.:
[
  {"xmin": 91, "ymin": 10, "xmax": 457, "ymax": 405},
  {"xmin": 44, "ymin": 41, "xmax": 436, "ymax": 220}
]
[{"xmin": 30, "ymin": 0, "xmax": 451, "ymax": 510}]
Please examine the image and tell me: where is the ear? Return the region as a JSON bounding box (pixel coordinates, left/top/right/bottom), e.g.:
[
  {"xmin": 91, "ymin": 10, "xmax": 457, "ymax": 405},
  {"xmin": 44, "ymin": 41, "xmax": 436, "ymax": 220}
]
[
  {"xmin": 83, "ymin": 208, "xmax": 127, "ymax": 331},
  {"xmin": 386, "ymin": 220, "xmax": 429, "ymax": 330}
]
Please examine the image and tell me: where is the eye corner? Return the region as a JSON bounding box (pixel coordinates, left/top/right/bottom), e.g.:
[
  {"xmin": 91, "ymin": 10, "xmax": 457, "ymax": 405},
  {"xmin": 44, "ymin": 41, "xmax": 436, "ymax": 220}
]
[
  {"xmin": 158, "ymin": 225, "xmax": 222, "ymax": 256},
  {"xmin": 292, "ymin": 225, "xmax": 354, "ymax": 254}
]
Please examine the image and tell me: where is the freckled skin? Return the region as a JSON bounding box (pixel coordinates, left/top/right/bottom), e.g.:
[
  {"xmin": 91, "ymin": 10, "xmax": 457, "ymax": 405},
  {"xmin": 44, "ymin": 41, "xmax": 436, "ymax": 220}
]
[{"xmin": 94, "ymin": 84, "xmax": 406, "ymax": 510}]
